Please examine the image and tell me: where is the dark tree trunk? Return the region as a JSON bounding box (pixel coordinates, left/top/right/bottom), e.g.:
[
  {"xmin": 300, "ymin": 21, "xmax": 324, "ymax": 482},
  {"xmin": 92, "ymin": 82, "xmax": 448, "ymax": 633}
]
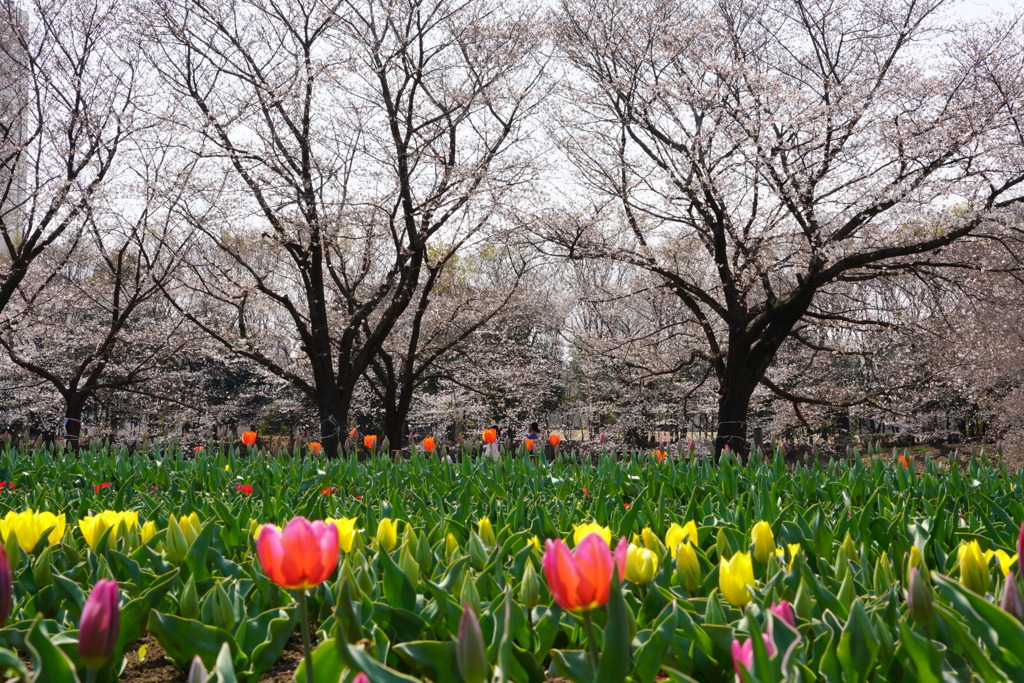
[
  {"xmin": 714, "ymin": 378, "xmax": 755, "ymax": 464},
  {"xmin": 63, "ymin": 393, "xmax": 87, "ymax": 449}
]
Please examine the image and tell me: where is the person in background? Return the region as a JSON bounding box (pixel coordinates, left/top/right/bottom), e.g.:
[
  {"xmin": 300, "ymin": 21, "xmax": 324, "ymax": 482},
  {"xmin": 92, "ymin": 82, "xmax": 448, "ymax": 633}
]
[{"xmin": 526, "ymin": 422, "xmax": 540, "ymax": 457}]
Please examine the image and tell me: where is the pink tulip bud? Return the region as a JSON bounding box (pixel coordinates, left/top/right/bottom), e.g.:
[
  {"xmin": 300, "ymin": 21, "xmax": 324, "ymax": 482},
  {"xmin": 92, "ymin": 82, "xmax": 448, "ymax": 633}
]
[
  {"xmin": 456, "ymin": 604, "xmax": 489, "ymax": 683},
  {"xmin": 1017, "ymin": 520, "xmax": 1024, "ymax": 566},
  {"xmin": 353, "ymin": 674, "xmax": 371, "ymax": 683},
  {"xmin": 78, "ymin": 579, "xmax": 120, "ymax": 669},
  {"xmin": 731, "ymin": 634, "xmax": 774, "ymax": 676},
  {"xmin": 0, "ymin": 545, "xmax": 10, "ymax": 626},
  {"xmin": 769, "ymin": 600, "xmax": 796, "ymax": 629},
  {"xmin": 599, "ymin": 432, "xmax": 605, "ymax": 444},
  {"xmin": 1001, "ymin": 572, "xmax": 1024, "ymax": 623}
]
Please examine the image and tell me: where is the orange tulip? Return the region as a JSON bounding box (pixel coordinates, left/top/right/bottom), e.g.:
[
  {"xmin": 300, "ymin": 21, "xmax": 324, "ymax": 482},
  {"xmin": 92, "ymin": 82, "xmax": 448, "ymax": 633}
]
[
  {"xmin": 898, "ymin": 455, "xmax": 909, "ymax": 469},
  {"xmin": 549, "ymin": 434, "xmax": 561, "ymax": 447},
  {"xmin": 525, "ymin": 438, "xmax": 535, "ymax": 451},
  {"xmin": 363, "ymin": 435, "xmax": 377, "ymax": 449},
  {"xmin": 256, "ymin": 517, "xmax": 339, "ymax": 590},
  {"xmin": 349, "ymin": 427, "xmax": 357, "ymax": 440},
  {"xmin": 241, "ymin": 431, "xmax": 257, "ymax": 447},
  {"xmin": 482, "ymin": 429, "xmax": 496, "ymax": 444},
  {"xmin": 423, "ymin": 437, "xmax": 436, "ymax": 452},
  {"xmin": 654, "ymin": 450, "xmax": 667, "ymax": 463},
  {"xmin": 308, "ymin": 442, "xmax": 322, "ymax": 455},
  {"xmin": 542, "ymin": 535, "xmax": 627, "ymax": 611}
]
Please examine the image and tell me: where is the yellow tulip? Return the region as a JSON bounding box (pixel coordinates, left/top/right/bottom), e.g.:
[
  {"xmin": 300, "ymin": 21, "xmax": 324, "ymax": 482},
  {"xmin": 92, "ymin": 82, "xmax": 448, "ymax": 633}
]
[
  {"xmin": 676, "ymin": 542, "xmax": 701, "ymax": 592},
  {"xmin": 377, "ymin": 518, "xmax": 399, "ymax": 552},
  {"xmin": 0, "ymin": 510, "xmax": 66, "ymax": 553},
  {"xmin": 141, "ymin": 520, "xmax": 157, "ymax": 545},
  {"xmin": 751, "ymin": 521, "xmax": 775, "ymax": 564},
  {"xmin": 665, "ymin": 521, "xmax": 698, "ymax": 558},
  {"xmin": 625, "ymin": 544, "xmax": 659, "ymax": 584},
  {"xmin": 79, "ymin": 511, "xmax": 139, "ymax": 551},
  {"xmin": 250, "ymin": 519, "xmax": 266, "ymax": 539},
  {"xmin": 527, "ymin": 535, "xmax": 541, "ymax": 553},
  {"xmin": 446, "ymin": 533, "xmax": 460, "ymax": 558},
  {"xmin": 573, "ymin": 522, "xmax": 612, "ymax": 547},
  {"xmin": 720, "ymin": 551, "xmax": 755, "ymax": 606},
  {"xmin": 959, "ymin": 540, "xmax": 990, "ymax": 595},
  {"xmin": 326, "ymin": 517, "xmax": 361, "ymax": 553},
  {"xmin": 786, "ymin": 543, "xmax": 801, "ymax": 572},
  {"xmin": 478, "ymin": 517, "xmax": 496, "ymax": 547},
  {"xmin": 169, "ymin": 513, "xmax": 201, "ymax": 545},
  {"xmin": 993, "ymin": 549, "xmax": 1017, "ymax": 577}
]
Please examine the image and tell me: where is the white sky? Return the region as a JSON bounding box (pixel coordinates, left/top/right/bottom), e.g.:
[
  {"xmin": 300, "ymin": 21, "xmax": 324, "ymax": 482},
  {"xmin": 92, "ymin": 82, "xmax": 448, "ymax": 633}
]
[{"xmin": 955, "ymin": 0, "xmax": 1020, "ymax": 20}]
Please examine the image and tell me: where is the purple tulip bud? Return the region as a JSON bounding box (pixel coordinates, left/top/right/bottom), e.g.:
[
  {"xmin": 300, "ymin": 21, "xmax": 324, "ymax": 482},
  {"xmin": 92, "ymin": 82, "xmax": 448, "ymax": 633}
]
[
  {"xmin": 769, "ymin": 600, "xmax": 796, "ymax": 629},
  {"xmin": 0, "ymin": 545, "xmax": 10, "ymax": 626},
  {"xmin": 1001, "ymin": 572, "xmax": 1024, "ymax": 623},
  {"xmin": 78, "ymin": 579, "xmax": 120, "ymax": 669},
  {"xmin": 456, "ymin": 604, "xmax": 489, "ymax": 683},
  {"xmin": 906, "ymin": 568, "xmax": 933, "ymax": 628}
]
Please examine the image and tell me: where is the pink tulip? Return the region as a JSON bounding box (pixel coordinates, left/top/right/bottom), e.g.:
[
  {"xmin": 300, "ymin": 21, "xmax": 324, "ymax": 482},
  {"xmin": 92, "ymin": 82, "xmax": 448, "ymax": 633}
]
[
  {"xmin": 769, "ymin": 600, "xmax": 796, "ymax": 628},
  {"xmin": 0, "ymin": 545, "xmax": 10, "ymax": 626},
  {"xmin": 542, "ymin": 535, "xmax": 627, "ymax": 611},
  {"xmin": 731, "ymin": 634, "xmax": 775, "ymax": 676},
  {"xmin": 78, "ymin": 579, "xmax": 120, "ymax": 669},
  {"xmin": 257, "ymin": 517, "xmax": 339, "ymax": 590},
  {"xmin": 353, "ymin": 674, "xmax": 371, "ymax": 683}
]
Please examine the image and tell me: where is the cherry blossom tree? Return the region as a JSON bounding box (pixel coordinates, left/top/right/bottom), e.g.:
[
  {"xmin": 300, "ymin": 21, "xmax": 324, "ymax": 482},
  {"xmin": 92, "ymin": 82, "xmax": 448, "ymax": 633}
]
[{"xmin": 543, "ymin": 0, "xmax": 1024, "ymax": 460}]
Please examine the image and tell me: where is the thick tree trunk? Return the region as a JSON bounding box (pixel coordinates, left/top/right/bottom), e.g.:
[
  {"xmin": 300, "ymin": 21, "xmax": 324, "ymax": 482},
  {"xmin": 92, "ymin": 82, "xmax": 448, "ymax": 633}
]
[
  {"xmin": 714, "ymin": 381, "xmax": 754, "ymax": 464},
  {"xmin": 315, "ymin": 385, "xmax": 345, "ymax": 459},
  {"xmin": 63, "ymin": 393, "xmax": 87, "ymax": 449}
]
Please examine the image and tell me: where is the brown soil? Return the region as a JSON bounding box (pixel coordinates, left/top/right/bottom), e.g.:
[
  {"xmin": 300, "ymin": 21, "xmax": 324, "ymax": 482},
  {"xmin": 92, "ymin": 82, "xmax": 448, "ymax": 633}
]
[{"xmin": 120, "ymin": 633, "xmax": 303, "ymax": 682}]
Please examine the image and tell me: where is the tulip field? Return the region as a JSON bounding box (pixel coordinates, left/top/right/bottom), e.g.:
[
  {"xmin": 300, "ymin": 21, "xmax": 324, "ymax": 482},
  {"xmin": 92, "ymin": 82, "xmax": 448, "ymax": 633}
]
[{"xmin": 0, "ymin": 443, "xmax": 1022, "ymax": 682}]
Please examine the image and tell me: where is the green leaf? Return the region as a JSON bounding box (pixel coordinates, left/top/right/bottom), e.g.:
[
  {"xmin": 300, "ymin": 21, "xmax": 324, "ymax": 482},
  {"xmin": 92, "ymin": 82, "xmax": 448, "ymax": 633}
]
[
  {"xmin": 25, "ymin": 618, "xmax": 79, "ymax": 683},
  {"xmin": 837, "ymin": 599, "xmax": 878, "ymax": 683},
  {"xmin": 597, "ymin": 574, "xmax": 631, "ymax": 683},
  {"xmin": 294, "ymin": 638, "xmax": 345, "ymax": 683},
  {"xmin": 394, "ymin": 640, "xmax": 463, "ymax": 683},
  {"xmin": 147, "ymin": 611, "xmax": 241, "ymax": 671}
]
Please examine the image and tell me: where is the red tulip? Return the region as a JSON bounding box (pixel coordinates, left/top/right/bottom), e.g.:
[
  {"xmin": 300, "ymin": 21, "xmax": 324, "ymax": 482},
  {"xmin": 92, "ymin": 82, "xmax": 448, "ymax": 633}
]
[
  {"xmin": 525, "ymin": 438, "xmax": 535, "ymax": 452},
  {"xmin": 236, "ymin": 484, "xmax": 253, "ymax": 495},
  {"xmin": 482, "ymin": 429, "xmax": 496, "ymax": 444},
  {"xmin": 257, "ymin": 517, "xmax": 339, "ymax": 590},
  {"xmin": 363, "ymin": 435, "xmax": 377, "ymax": 449},
  {"xmin": 320, "ymin": 487, "xmax": 337, "ymax": 495},
  {"xmin": 623, "ymin": 503, "xmax": 630, "ymax": 509},
  {"xmin": 581, "ymin": 488, "xmax": 589, "ymax": 496},
  {"xmin": 241, "ymin": 431, "xmax": 257, "ymax": 447},
  {"xmin": 78, "ymin": 579, "xmax": 120, "ymax": 669},
  {"xmin": 194, "ymin": 445, "xmax": 203, "ymax": 454},
  {"xmin": 94, "ymin": 483, "xmax": 111, "ymax": 494},
  {"xmin": 541, "ymin": 535, "xmax": 627, "ymax": 611},
  {"xmin": 308, "ymin": 442, "xmax": 322, "ymax": 455},
  {"xmin": 423, "ymin": 437, "xmax": 436, "ymax": 452},
  {"xmin": 0, "ymin": 482, "xmax": 13, "ymax": 491},
  {"xmin": 549, "ymin": 434, "xmax": 561, "ymax": 447}
]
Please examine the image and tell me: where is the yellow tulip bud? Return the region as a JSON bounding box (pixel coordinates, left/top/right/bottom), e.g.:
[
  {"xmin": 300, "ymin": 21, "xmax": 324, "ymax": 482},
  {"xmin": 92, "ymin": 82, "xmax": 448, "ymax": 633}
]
[
  {"xmin": 665, "ymin": 521, "xmax": 698, "ymax": 558},
  {"xmin": 676, "ymin": 542, "xmax": 701, "ymax": 592},
  {"xmin": 719, "ymin": 551, "xmax": 755, "ymax": 606},
  {"xmin": 477, "ymin": 517, "xmax": 496, "ymax": 547},
  {"xmin": 326, "ymin": 517, "xmax": 361, "ymax": 553},
  {"xmin": 751, "ymin": 521, "xmax": 775, "ymax": 565},
  {"xmin": 959, "ymin": 541, "xmax": 990, "ymax": 595},
  {"xmin": 376, "ymin": 518, "xmax": 399, "ymax": 552},
  {"xmin": 141, "ymin": 520, "xmax": 157, "ymax": 545},
  {"xmin": 625, "ymin": 544, "xmax": 659, "ymax": 584},
  {"xmin": 446, "ymin": 533, "xmax": 460, "ymax": 560},
  {"xmin": 573, "ymin": 522, "xmax": 611, "ymax": 547}
]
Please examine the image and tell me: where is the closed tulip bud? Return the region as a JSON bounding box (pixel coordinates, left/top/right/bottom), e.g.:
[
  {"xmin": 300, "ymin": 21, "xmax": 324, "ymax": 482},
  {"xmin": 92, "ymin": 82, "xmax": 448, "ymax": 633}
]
[
  {"xmin": 180, "ymin": 575, "xmax": 199, "ymax": 620},
  {"xmin": 457, "ymin": 604, "xmax": 490, "ymax": 683},
  {"xmin": 0, "ymin": 545, "xmax": 10, "ymax": 626},
  {"xmin": 210, "ymin": 583, "xmax": 235, "ymax": 632},
  {"xmin": 477, "ymin": 517, "xmax": 496, "ymax": 547},
  {"xmin": 676, "ymin": 542, "xmax": 701, "ymax": 592},
  {"xmin": 33, "ymin": 545, "xmax": 52, "ymax": 589},
  {"xmin": 641, "ymin": 527, "xmax": 667, "ymax": 560},
  {"xmin": 376, "ymin": 518, "xmax": 399, "ymax": 552},
  {"xmin": 907, "ymin": 545, "xmax": 928, "ymax": 582},
  {"xmin": 719, "ymin": 552, "xmax": 755, "ymax": 606},
  {"xmin": 751, "ymin": 521, "xmax": 775, "ymax": 564},
  {"xmin": 141, "ymin": 521, "xmax": 157, "ymax": 545},
  {"xmin": 469, "ymin": 532, "xmax": 489, "ymax": 571},
  {"xmin": 187, "ymin": 656, "xmax": 208, "ymax": 683},
  {"xmin": 839, "ymin": 532, "xmax": 856, "ymax": 564},
  {"xmin": 625, "ymin": 544, "xmax": 658, "ymax": 584},
  {"xmin": 1001, "ymin": 572, "xmax": 1024, "ymax": 623},
  {"xmin": 445, "ymin": 533, "xmax": 460, "ymax": 561},
  {"xmin": 907, "ymin": 568, "xmax": 933, "ymax": 627},
  {"xmin": 415, "ymin": 531, "xmax": 433, "ymax": 575},
  {"xmin": 78, "ymin": 579, "xmax": 120, "ymax": 669},
  {"xmin": 959, "ymin": 541, "xmax": 991, "ymax": 595},
  {"xmin": 769, "ymin": 600, "xmax": 797, "ymax": 629},
  {"xmin": 520, "ymin": 560, "xmax": 540, "ymax": 609},
  {"xmin": 166, "ymin": 518, "xmax": 190, "ymax": 565},
  {"xmin": 1018, "ymin": 521, "xmax": 1024, "ymax": 567},
  {"xmin": 665, "ymin": 521, "xmax": 698, "ymax": 558},
  {"xmin": 460, "ymin": 574, "xmax": 481, "ymax": 615},
  {"xmin": 398, "ymin": 543, "xmax": 420, "ymax": 587}
]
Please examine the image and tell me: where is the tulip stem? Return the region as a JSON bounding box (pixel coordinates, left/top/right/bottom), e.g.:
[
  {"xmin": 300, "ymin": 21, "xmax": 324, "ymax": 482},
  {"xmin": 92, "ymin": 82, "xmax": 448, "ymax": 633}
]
[
  {"xmin": 85, "ymin": 669, "xmax": 97, "ymax": 683},
  {"xmin": 298, "ymin": 589, "xmax": 314, "ymax": 683},
  {"xmin": 581, "ymin": 611, "xmax": 600, "ymax": 672}
]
